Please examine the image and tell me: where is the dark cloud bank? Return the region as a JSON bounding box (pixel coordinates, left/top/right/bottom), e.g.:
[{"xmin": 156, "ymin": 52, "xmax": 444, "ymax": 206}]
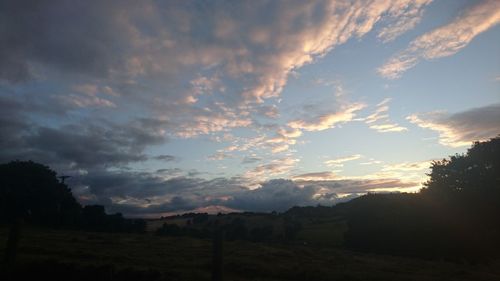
[{"xmin": 68, "ymin": 170, "xmax": 413, "ymax": 217}]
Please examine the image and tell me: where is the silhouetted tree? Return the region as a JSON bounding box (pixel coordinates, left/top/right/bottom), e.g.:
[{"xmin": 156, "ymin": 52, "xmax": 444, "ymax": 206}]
[
  {"xmin": 81, "ymin": 205, "xmax": 107, "ymax": 231},
  {"xmin": 423, "ymin": 136, "xmax": 500, "ymax": 257},
  {"xmin": 80, "ymin": 205, "xmax": 146, "ymax": 233},
  {"xmin": 0, "ymin": 160, "xmax": 81, "ymax": 263},
  {"xmin": 192, "ymin": 213, "xmax": 209, "ymax": 224},
  {"xmin": 343, "ymin": 137, "xmax": 500, "ymax": 260},
  {"xmin": 0, "ymin": 160, "xmax": 81, "ymax": 225},
  {"xmin": 423, "ymin": 136, "xmax": 500, "ymax": 204}
]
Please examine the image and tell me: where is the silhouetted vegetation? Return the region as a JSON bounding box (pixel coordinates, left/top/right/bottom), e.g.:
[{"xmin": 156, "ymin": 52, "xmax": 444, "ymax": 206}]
[
  {"xmin": 343, "ymin": 136, "xmax": 500, "ymax": 261},
  {"xmin": 155, "ymin": 216, "xmax": 277, "ymax": 242},
  {"xmin": 0, "ymin": 160, "xmax": 146, "ymax": 266},
  {"xmin": 81, "ymin": 205, "xmax": 146, "ymax": 233},
  {"xmin": 1, "ymin": 137, "xmax": 500, "ymax": 279},
  {"xmin": 0, "ymin": 161, "xmax": 81, "ymax": 227},
  {"xmin": 0, "ymin": 161, "xmax": 146, "ymax": 233}
]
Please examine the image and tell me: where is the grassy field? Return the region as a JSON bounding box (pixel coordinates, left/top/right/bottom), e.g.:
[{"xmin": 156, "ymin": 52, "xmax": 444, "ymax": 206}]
[{"xmin": 2, "ymin": 225, "xmax": 500, "ymax": 281}]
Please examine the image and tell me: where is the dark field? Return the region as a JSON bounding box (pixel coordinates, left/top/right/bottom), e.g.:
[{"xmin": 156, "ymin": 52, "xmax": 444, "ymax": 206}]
[{"xmin": 2, "ymin": 225, "xmax": 500, "ymax": 281}]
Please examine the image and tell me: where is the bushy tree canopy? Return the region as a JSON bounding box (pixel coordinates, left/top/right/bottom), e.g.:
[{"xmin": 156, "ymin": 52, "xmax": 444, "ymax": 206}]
[
  {"xmin": 423, "ymin": 136, "xmax": 500, "ymax": 201},
  {"xmin": 344, "ymin": 137, "xmax": 500, "ymax": 260},
  {"xmin": 0, "ymin": 160, "xmax": 81, "ymax": 225}
]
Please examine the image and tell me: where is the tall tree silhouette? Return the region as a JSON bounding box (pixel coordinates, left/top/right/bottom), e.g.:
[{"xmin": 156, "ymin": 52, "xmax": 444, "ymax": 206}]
[
  {"xmin": 345, "ymin": 137, "xmax": 500, "ymax": 260},
  {"xmin": 0, "ymin": 161, "xmax": 81, "ymax": 263},
  {"xmin": 423, "ymin": 136, "xmax": 500, "ymax": 205},
  {"xmin": 0, "ymin": 160, "xmax": 81, "ymax": 225}
]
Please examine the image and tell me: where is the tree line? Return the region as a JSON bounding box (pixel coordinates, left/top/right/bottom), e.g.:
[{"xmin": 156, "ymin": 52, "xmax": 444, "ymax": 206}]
[
  {"xmin": 0, "ymin": 161, "xmax": 146, "ymax": 233},
  {"xmin": 342, "ymin": 136, "xmax": 500, "ymax": 260}
]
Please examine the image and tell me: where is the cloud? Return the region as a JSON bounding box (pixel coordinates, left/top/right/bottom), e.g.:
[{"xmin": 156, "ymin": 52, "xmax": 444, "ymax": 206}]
[
  {"xmin": 77, "ymin": 176, "xmax": 323, "ymax": 215},
  {"xmin": 153, "ymin": 155, "xmax": 177, "ymax": 162},
  {"xmin": 242, "ymin": 156, "xmax": 262, "ymax": 164},
  {"xmin": 58, "ymin": 94, "xmax": 116, "ymax": 108},
  {"xmin": 292, "ymin": 172, "xmax": 337, "ymax": 181},
  {"xmin": 0, "ymin": 0, "xmax": 145, "ymax": 83},
  {"xmin": 288, "ymin": 103, "xmax": 365, "ymax": 132},
  {"xmin": 207, "ymin": 151, "xmax": 231, "ymax": 161},
  {"xmin": 324, "ymin": 154, "xmax": 362, "ymax": 167},
  {"xmin": 0, "ymin": 0, "xmax": 431, "ymax": 104},
  {"xmin": 360, "ymin": 159, "xmax": 382, "ymax": 165},
  {"xmin": 256, "ymin": 105, "xmax": 280, "ymax": 119},
  {"xmin": 365, "ymin": 98, "xmax": 391, "ymax": 124},
  {"xmin": 407, "ymin": 103, "xmax": 500, "ymax": 147},
  {"xmin": 173, "ymin": 104, "xmax": 253, "ymax": 138},
  {"xmin": 73, "ymin": 171, "xmax": 246, "ymax": 212},
  {"xmin": 225, "ymin": 179, "xmax": 317, "ymax": 212},
  {"xmin": 61, "ymin": 165, "xmax": 426, "ymax": 216},
  {"xmin": 72, "ymin": 171, "xmax": 250, "ymax": 216},
  {"xmin": 0, "ymin": 0, "xmax": 436, "ymax": 171},
  {"xmin": 381, "ymin": 161, "xmax": 431, "ymax": 171},
  {"xmin": 0, "ymin": 1, "xmax": 453, "ymax": 216},
  {"xmin": 364, "ymin": 98, "xmax": 408, "ymax": 132},
  {"xmin": 377, "ymin": 0, "xmax": 433, "ymax": 42},
  {"xmin": 244, "ymin": 157, "xmax": 299, "ymax": 180},
  {"xmin": 0, "ymin": 115, "xmax": 169, "ymax": 169},
  {"xmin": 379, "ymin": 0, "xmax": 500, "ymax": 79},
  {"xmin": 295, "ymin": 178, "xmax": 419, "ymax": 194},
  {"xmin": 369, "ymin": 124, "xmax": 408, "ymax": 133},
  {"xmin": 55, "ymin": 83, "xmax": 120, "ymax": 108},
  {"xmin": 231, "ymin": 0, "xmax": 430, "ymax": 103}
]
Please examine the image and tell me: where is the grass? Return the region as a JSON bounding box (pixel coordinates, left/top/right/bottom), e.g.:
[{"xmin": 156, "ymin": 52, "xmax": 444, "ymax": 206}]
[
  {"xmin": 296, "ymin": 216, "xmax": 347, "ymax": 247},
  {"xmin": 1, "ymin": 225, "xmax": 500, "ymax": 280}
]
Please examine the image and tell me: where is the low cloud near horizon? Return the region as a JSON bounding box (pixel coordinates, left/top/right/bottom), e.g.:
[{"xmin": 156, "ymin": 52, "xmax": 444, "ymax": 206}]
[
  {"xmin": 408, "ymin": 104, "xmax": 500, "ymax": 147},
  {"xmin": 69, "ymin": 171, "xmax": 421, "ymax": 217}
]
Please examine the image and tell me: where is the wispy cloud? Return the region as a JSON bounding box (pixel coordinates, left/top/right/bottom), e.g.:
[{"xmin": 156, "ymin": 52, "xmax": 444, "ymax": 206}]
[
  {"xmin": 369, "ymin": 124, "xmax": 408, "ymax": 133},
  {"xmin": 295, "ymin": 177, "xmax": 420, "ymax": 194},
  {"xmin": 207, "ymin": 152, "xmax": 231, "ymax": 161},
  {"xmin": 153, "ymin": 155, "xmax": 177, "ymax": 162},
  {"xmin": 407, "ymin": 103, "xmax": 500, "ymax": 147},
  {"xmin": 325, "ymin": 154, "xmax": 362, "ymax": 167},
  {"xmin": 58, "ymin": 94, "xmax": 116, "ymax": 108},
  {"xmin": 288, "ymin": 103, "xmax": 365, "ymax": 132},
  {"xmin": 381, "ymin": 160, "xmax": 431, "ymax": 171},
  {"xmin": 379, "ymin": 0, "xmax": 500, "ymax": 79},
  {"xmin": 292, "ymin": 171, "xmax": 337, "ymax": 181},
  {"xmin": 244, "ymin": 157, "xmax": 299, "ymax": 181},
  {"xmin": 242, "ymin": 155, "xmax": 262, "ymax": 165},
  {"xmin": 173, "ymin": 104, "xmax": 253, "ymax": 138},
  {"xmin": 377, "ymin": 0, "xmax": 433, "ymax": 42},
  {"xmin": 364, "ymin": 98, "xmax": 407, "ymax": 133}
]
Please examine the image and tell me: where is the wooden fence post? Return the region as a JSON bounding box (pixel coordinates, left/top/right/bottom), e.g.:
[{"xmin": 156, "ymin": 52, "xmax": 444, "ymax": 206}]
[
  {"xmin": 5, "ymin": 218, "xmax": 22, "ymax": 264},
  {"xmin": 212, "ymin": 226, "xmax": 224, "ymax": 281}
]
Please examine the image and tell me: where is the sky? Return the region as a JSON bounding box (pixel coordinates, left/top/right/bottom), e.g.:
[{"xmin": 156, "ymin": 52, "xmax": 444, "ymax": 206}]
[{"xmin": 1, "ymin": 0, "xmax": 499, "ymax": 217}]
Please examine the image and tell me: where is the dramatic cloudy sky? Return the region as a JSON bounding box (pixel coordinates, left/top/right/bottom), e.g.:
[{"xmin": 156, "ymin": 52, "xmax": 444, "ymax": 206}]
[{"xmin": 1, "ymin": 0, "xmax": 499, "ymax": 217}]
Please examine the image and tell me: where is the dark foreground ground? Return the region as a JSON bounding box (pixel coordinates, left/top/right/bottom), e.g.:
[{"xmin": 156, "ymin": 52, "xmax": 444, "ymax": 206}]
[{"xmin": 1, "ymin": 226, "xmax": 500, "ymax": 281}]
